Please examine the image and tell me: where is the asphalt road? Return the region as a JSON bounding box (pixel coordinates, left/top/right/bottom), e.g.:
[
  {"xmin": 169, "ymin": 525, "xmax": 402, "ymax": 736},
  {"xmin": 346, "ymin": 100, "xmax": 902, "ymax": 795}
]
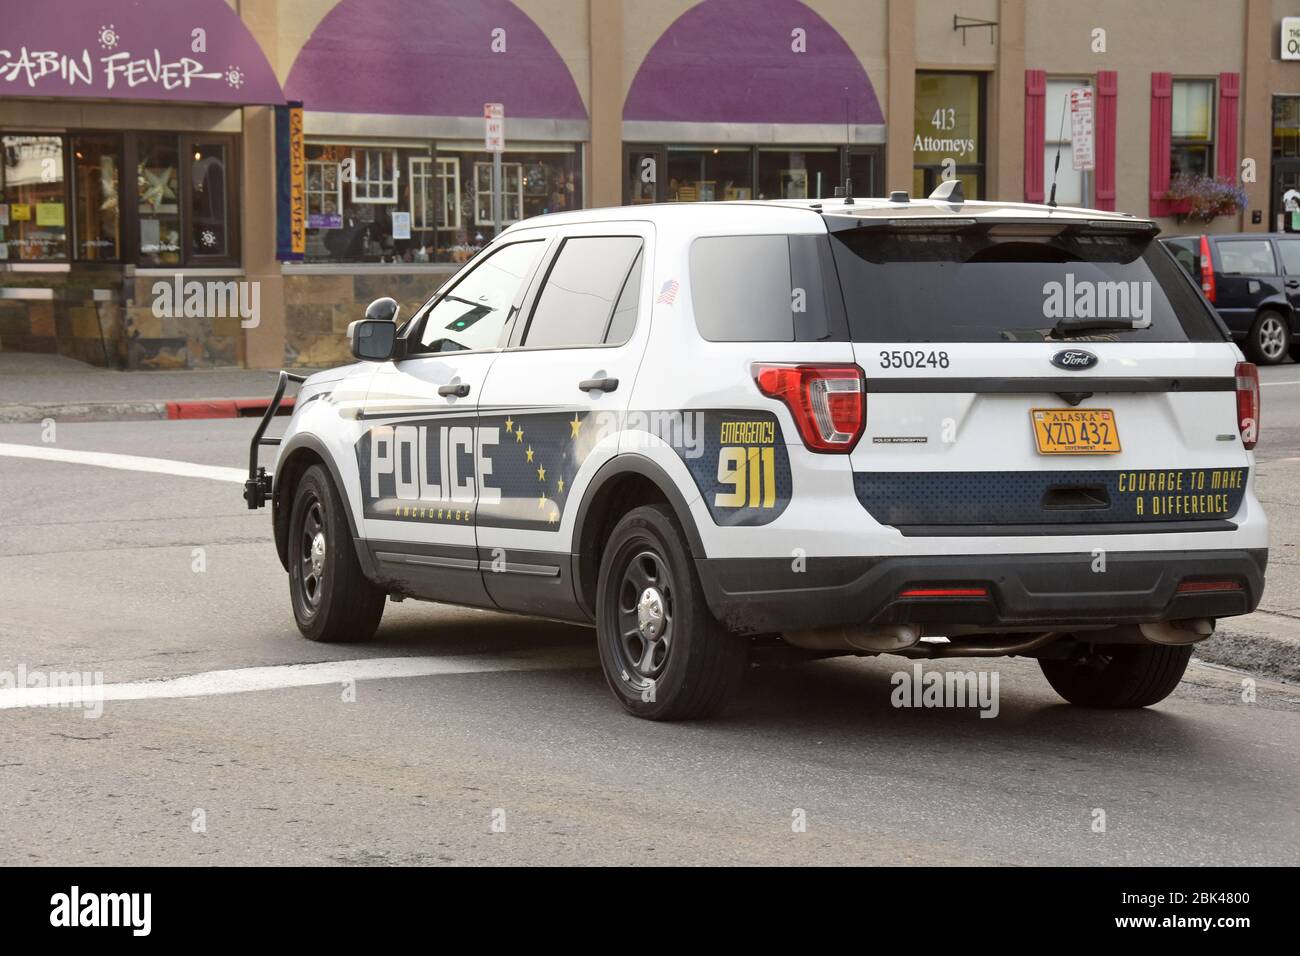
[{"xmin": 0, "ymin": 381, "xmax": 1297, "ymax": 866}]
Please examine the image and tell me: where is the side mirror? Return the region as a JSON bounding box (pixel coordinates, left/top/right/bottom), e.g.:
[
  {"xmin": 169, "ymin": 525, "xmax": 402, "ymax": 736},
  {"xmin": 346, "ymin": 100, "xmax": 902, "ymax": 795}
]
[{"xmin": 348, "ymin": 318, "xmax": 396, "ymax": 361}]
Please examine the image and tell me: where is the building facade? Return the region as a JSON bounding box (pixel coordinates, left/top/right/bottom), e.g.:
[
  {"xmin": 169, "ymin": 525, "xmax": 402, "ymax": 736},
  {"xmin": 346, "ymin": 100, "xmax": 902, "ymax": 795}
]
[{"xmin": 2, "ymin": 0, "xmax": 1299, "ymax": 368}]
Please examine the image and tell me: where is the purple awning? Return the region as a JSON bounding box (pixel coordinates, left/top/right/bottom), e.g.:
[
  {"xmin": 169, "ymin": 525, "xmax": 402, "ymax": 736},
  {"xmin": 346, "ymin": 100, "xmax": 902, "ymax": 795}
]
[
  {"xmin": 0, "ymin": 0, "xmax": 283, "ymax": 105},
  {"xmin": 624, "ymin": 0, "xmax": 883, "ymax": 126},
  {"xmin": 284, "ymin": 0, "xmax": 586, "ymax": 119}
]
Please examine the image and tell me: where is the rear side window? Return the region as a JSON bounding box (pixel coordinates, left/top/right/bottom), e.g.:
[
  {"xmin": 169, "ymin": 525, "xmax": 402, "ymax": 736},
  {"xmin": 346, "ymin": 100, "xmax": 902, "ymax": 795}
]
[
  {"xmin": 522, "ymin": 236, "xmax": 643, "ymax": 349},
  {"xmin": 1163, "ymin": 237, "xmax": 1198, "ymax": 278},
  {"xmin": 690, "ymin": 234, "xmax": 844, "ymax": 342},
  {"xmin": 830, "ymin": 225, "xmax": 1223, "ymax": 343},
  {"xmin": 1277, "ymin": 238, "xmax": 1300, "ymax": 275},
  {"xmin": 1217, "ymin": 240, "xmax": 1276, "ymax": 276}
]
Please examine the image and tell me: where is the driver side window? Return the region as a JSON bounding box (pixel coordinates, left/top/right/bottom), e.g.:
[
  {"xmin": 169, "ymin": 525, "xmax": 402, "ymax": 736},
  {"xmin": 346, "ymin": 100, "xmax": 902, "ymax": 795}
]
[{"xmin": 415, "ymin": 239, "xmax": 545, "ymax": 353}]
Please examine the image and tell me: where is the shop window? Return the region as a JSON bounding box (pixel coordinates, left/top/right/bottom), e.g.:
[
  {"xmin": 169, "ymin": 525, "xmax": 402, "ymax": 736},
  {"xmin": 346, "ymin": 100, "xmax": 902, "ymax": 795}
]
[
  {"xmin": 0, "ymin": 135, "xmax": 67, "ymax": 261},
  {"xmin": 913, "ymin": 72, "xmax": 985, "ymax": 199},
  {"xmin": 190, "ymin": 142, "xmax": 229, "ymax": 259},
  {"xmin": 71, "ymin": 135, "xmax": 121, "ymax": 261},
  {"xmin": 410, "ymin": 156, "xmax": 460, "ymax": 231},
  {"xmin": 1044, "ymin": 79, "xmax": 1091, "ymax": 207},
  {"xmin": 666, "ymin": 147, "xmax": 751, "ymax": 201},
  {"xmin": 757, "ymin": 148, "xmax": 839, "ymax": 200},
  {"xmin": 137, "ymin": 134, "xmax": 182, "ymax": 266},
  {"xmin": 1171, "ymin": 79, "xmax": 1214, "ymax": 178},
  {"xmin": 474, "ymin": 161, "xmax": 523, "ymax": 225},
  {"xmin": 351, "ymin": 148, "xmax": 398, "ymax": 203},
  {"xmin": 306, "ymin": 158, "xmax": 343, "ymax": 229}
]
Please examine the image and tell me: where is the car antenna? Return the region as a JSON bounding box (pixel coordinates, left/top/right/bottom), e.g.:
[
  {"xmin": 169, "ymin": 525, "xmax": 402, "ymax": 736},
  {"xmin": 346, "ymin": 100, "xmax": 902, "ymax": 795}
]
[{"xmin": 1047, "ymin": 91, "xmax": 1068, "ymax": 208}]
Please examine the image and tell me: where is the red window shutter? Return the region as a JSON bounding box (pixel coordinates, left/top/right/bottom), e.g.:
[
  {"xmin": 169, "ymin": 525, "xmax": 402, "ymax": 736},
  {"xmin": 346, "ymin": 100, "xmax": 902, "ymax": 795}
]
[
  {"xmin": 1024, "ymin": 69, "xmax": 1047, "ymax": 203},
  {"xmin": 1095, "ymin": 70, "xmax": 1118, "ymax": 211},
  {"xmin": 1217, "ymin": 72, "xmax": 1240, "ymax": 182},
  {"xmin": 1149, "ymin": 72, "xmax": 1173, "ymax": 217}
]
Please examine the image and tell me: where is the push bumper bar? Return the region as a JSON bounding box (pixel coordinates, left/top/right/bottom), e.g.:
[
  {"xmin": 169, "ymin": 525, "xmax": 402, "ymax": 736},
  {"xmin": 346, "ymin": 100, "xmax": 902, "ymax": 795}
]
[{"xmin": 243, "ymin": 370, "xmax": 306, "ymax": 509}]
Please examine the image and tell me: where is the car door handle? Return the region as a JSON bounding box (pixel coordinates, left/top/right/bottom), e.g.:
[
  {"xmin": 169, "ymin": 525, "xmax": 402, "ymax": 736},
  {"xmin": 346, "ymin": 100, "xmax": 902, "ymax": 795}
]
[
  {"xmin": 578, "ymin": 377, "xmax": 619, "ymax": 393},
  {"xmin": 438, "ymin": 383, "xmax": 470, "ymax": 397}
]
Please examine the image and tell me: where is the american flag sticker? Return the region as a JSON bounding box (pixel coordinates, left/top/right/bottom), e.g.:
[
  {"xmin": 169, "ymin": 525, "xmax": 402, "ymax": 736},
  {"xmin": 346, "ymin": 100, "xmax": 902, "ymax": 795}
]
[{"xmin": 656, "ymin": 278, "xmax": 680, "ymax": 305}]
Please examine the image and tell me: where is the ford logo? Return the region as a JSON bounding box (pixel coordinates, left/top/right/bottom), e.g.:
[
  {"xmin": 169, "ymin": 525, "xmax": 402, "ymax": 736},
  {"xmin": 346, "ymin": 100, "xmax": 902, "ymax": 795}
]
[{"xmin": 1051, "ymin": 349, "xmax": 1098, "ymax": 371}]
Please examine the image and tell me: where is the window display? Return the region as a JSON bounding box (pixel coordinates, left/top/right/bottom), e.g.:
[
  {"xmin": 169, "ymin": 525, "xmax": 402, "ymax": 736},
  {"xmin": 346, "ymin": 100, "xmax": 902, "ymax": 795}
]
[
  {"xmin": 1, "ymin": 135, "xmax": 67, "ymax": 261},
  {"xmin": 303, "ymin": 142, "xmax": 580, "ymax": 264},
  {"xmin": 71, "ymin": 134, "xmax": 120, "ymax": 261},
  {"xmin": 913, "ymin": 72, "xmax": 985, "ymax": 199}
]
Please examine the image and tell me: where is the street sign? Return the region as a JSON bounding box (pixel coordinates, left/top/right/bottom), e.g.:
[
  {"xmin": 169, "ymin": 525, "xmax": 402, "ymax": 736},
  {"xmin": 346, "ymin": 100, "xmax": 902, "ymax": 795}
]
[
  {"xmin": 484, "ymin": 102, "xmax": 505, "ymax": 152},
  {"xmin": 1070, "ymin": 86, "xmax": 1094, "ymax": 172}
]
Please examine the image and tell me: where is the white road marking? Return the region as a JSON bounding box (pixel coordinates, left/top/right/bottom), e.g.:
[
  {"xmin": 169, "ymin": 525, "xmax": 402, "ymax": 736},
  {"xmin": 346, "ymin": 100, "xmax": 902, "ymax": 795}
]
[
  {"xmin": 0, "ymin": 442, "xmax": 245, "ymax": 483},
  {"xmin": 0, "ymin": 650, "xmax": 593, "ymax": 711},
  {"xmin": 1261, "ymin": 380, "xmax": 1300, "ymax": 387}
]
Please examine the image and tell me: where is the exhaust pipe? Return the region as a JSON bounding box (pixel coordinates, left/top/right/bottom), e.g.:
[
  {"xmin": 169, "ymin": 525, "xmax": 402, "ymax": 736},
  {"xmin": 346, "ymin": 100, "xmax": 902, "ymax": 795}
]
[
  {"xmin": 781, "ymin": 624, "xmax": 923, "ymax": 653},
  {"xmin": 1139, "ymin": 618, "xmax": 1215, "ymax": 646}
]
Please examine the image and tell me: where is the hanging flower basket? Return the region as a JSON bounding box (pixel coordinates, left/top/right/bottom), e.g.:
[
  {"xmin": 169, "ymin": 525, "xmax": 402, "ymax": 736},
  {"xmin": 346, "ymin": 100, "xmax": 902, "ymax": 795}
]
[{"xmin": 1164, "ymin": 175, "xmax": 1246, "ymax": 222}]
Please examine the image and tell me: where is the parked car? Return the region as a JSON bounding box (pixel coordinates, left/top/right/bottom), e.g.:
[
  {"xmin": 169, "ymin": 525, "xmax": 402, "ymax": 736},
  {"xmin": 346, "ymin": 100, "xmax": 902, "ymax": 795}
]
[
  {"xmin": 1161, "ymin": 231, "xmax": 1300, "ymax": 364},
  {"xmin": 245, "ymin": 190, "xmax": 1267, "ymax": 720}
]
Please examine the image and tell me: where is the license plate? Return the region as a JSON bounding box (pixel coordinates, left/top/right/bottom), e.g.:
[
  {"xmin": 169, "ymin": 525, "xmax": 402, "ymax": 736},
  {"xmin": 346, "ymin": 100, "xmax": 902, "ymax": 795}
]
[{"xmin": 1031, "ymin": 408, "xmax": 1121, "ymax": 454}]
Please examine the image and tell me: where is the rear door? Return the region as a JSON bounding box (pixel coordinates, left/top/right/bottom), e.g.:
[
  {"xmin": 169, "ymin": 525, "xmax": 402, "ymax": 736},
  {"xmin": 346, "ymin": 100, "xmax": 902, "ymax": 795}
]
[
  {"xmin": 474, "ymin": 222, "xmax": 651, "ymax": 620},
  {"xmin": 1276, "ymin": 235, "xmax": 1300, "ymax": 317},
  {"xmin": 827, "ymin": 218, "xmax": 1251, "ymax": 535}
]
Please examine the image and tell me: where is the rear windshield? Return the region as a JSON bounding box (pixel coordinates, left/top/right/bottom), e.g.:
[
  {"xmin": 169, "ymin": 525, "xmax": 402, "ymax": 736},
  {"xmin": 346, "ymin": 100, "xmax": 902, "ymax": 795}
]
[{"xmin": 830, "ymin": 224, "xmax": 1225, "ymax": 343}]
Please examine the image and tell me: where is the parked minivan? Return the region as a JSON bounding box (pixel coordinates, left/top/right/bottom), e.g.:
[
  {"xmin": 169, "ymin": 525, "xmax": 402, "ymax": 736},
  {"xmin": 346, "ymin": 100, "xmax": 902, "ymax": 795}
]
[{"xmin": 1162, "ymin": 232, "xmax": 1300, "ymax": 364}]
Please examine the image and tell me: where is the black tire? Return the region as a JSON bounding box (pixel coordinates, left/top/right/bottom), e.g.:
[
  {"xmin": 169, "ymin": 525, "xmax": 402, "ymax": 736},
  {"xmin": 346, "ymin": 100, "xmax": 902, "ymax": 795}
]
[
  {"xmin": 1039, "ymin": 642, "xmax": 1192, "ymax": 708},
  {"xmin": 1245, "ymin": 309, "xmax": 1290, "ymax": 365},
  {"xmin": 287, "ymin": 464, "xmax": 385, "ymax": 643},
  {"xmin": 595, "ymin": 504, "xmax": 748, "ymax": 720}
]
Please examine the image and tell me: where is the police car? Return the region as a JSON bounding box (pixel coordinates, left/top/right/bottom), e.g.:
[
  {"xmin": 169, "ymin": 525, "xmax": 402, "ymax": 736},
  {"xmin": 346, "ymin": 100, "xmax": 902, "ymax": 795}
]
[{"xmin": 245, "ymin": 183, "xmax": 1267, "ymax": 720}]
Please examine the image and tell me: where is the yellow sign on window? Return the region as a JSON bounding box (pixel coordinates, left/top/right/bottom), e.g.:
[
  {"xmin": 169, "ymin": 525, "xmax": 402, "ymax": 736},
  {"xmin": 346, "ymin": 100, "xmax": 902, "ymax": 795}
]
[
  {"xmin": 35, "ymin": 203, "xmax": 65, "ymax": 227},
  {"xmin": 10, "ymin": 204, "xmax": 32, "ymax": 221}
]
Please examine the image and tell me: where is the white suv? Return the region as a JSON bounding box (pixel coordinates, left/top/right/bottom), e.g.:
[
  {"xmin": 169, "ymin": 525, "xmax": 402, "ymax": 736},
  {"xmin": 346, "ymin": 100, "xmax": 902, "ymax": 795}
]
[{"xmin": 245, "ymin": 191, "xmax": 1267, "ymax": 720}]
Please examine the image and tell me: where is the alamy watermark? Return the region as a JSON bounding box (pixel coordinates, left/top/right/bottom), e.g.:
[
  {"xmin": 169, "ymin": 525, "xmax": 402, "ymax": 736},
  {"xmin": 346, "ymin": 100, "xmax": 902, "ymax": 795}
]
[
  {"xmin": 151, "ymin": 273, "xmax": 260, "ymax": 328},
  {"xmin": 0, "ymin": 665, "xmax": 105, "ymax": 718},
  {"xmin": 890, "ymin": 663, "xmax": 1000, "ymax": 718}
]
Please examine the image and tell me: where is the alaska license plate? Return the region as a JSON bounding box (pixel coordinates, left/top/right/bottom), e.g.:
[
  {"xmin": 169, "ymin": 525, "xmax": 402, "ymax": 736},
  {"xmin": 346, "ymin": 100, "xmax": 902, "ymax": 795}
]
[{"xmin": 1031, "ymin": 408, "xmax": 1121, "ymax": 454}]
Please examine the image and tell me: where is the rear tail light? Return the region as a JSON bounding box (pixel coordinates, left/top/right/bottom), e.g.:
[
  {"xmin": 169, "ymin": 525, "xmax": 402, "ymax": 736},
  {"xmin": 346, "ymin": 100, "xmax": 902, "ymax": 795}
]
[
  {"xmin": 898, "ymin": 587, "xmax": 989, "ymax": 598},
  {"xmin": 1235, "ymin": 361, "xmax": 1260, "ymax": 450},
  {"xmin": 1199, "ymin": 234, "xmax": 1216, "ymax": 302},
  {"xmin": 753, "ymin": 364, "xmax": 865, "ymax": 452},
  {"xmin": 1176, "ymin": 580, "xmax": 1242, "ymax": 593}
]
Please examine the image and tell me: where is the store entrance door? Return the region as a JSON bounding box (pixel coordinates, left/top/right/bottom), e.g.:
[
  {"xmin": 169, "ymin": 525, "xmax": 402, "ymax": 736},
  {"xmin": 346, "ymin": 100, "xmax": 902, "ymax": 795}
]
[
  {"xmin": 1272, "ymin": 96, "xmax": 1300, "ymax": 232},
  {"xmin": 844, "ymin": 146, "xmax": 885, "ymax": 197}
]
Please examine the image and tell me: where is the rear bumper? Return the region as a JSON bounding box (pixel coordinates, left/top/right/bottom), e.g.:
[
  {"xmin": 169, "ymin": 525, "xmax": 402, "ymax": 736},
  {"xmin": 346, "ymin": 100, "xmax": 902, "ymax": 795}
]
[{"xmin": 696, "ymin": 548, "xmax": 1267, "ymax": 634}]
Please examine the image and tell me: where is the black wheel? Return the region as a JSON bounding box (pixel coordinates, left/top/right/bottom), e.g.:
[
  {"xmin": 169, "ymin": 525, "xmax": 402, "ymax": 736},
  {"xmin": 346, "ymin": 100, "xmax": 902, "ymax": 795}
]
[
  {"xmin": 596, "ymin": 504, "xmax": 748, "ymax": 720},
  {"xmin": 288, "ymin": 464, "xmax": 385, "ymax": 643},
  {"xmin": 1245, "ymin": 309, "xmax": 1290, "ymax": 365},
  {"xmin": 1039, "ymin": 642, "xmax": 1192, "ymax": 708}
]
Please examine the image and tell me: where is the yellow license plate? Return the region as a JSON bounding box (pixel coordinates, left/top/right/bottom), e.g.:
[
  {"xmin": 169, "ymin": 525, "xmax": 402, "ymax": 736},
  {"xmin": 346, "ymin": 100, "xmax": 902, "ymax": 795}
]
[{"xmin": 1031, "ymin": 408, "xmax": 1121, "ymax": 454}]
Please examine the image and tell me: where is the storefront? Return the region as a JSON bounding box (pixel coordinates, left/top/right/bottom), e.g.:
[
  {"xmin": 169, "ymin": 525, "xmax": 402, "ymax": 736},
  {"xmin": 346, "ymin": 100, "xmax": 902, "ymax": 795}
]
[
  {"xmin": 913, "ymin": 71, "xmax": 986, "ymax": 200},
  {"xmin": 0, "ymin": 0, "xmax": 281, "ymax": 367}
]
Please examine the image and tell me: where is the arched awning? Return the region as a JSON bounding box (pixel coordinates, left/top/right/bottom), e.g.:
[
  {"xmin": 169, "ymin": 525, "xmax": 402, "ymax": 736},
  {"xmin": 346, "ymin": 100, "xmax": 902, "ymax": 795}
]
[
  {"xmin": 0, "ymin": 0, "xmax": 283, "ymax": 105},
  {"xmin": 285, "ymin": 0, "xmax": 586, "ymax": 139},
  {"xmin": 624, "ymin": 0, "xmax": 884, "ymax": 144}
]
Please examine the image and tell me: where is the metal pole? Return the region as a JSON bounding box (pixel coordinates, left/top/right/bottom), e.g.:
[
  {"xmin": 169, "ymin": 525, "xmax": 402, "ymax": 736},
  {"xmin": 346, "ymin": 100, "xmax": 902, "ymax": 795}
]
[{"xmin": 492, "ymin": 151, "xmax": 503, "ymax": 237}]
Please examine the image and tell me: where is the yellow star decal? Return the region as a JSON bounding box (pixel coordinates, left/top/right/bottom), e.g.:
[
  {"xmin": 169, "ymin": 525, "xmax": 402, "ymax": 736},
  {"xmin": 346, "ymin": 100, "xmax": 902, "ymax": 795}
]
[
  {"xmin": 538, "ymin": 494, "xmax": 547, "ymax": 509},
  {"xmin": 569, "ymin": 414, "xmax": 582, "ymax": 438},
  {"xmin": 504, "ymin": 416, "xmax": 514, "ymax": 433},
  {"xmin": 515, "ymin": 427, "xmax": 524, "ymax": 443},
  {"xmin": 556, "ymin": 477, "xmax": 565, "ymax": 494},
  {"xmin": 549, "ymin": 507, "xmax": 559, "ymax": 523},
  {"xmin": 525, "ymin": 445, "xmax": 534, "ymax": 463},
  {"xmin": 537, "ymin": 464, "xmax": 546, "ymax": 481}
]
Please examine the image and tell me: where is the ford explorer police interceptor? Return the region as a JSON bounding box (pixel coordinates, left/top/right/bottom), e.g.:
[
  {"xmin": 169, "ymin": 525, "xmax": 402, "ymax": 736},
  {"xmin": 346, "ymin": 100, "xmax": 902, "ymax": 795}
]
[{"xmin": 244, "ymin": 185, "xmax": 1267, "ymax": 721}]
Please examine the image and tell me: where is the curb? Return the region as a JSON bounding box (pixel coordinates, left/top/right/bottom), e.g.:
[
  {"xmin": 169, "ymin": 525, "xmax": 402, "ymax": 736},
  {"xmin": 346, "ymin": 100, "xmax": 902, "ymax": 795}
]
[
  {"xmin": 0, "ymin": 398, "xmax": 293, "ymax": 424},
  {"xmin": 1195, "ymin": 620, "xmax": 1300, "ymax": 684}
]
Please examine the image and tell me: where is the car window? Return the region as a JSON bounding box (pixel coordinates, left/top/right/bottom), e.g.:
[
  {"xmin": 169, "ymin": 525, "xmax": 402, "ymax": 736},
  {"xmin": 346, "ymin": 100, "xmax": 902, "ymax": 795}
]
[
  {"xmin": 1278, "ymin": 239, "xmax": 1300, "ymax": 276},
  {"xmin": 416, "ymin": 239, "xmax": 545, "ymax": 352},
  {"xmin": 1217, "ymin": 240, "xmax": 1276, "ymax": 276},
  {"xmin": 1162, "ymin": 237, "xmax": 1198, "ymax": 278},
  {"xmin": 691, "ymin": 235, "xmax": 792, "ymax": 341},
  {"xmin": 604, "ymin": 249, "xmax": 643, "ymax": 346},
  {"xmin": 830, "ymin": 226, "xmax": 1223, "ymax": 343},
  {"xmin": 521, "ymin": 236, "xmax": 643, "ymax": 349}
]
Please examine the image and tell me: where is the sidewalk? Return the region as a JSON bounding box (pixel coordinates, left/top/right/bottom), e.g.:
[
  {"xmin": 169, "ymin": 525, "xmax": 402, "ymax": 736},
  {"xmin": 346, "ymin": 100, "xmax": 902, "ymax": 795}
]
[{"xmin": 0, "ymin": 353, "xmax": 311, "ymax": 422}]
